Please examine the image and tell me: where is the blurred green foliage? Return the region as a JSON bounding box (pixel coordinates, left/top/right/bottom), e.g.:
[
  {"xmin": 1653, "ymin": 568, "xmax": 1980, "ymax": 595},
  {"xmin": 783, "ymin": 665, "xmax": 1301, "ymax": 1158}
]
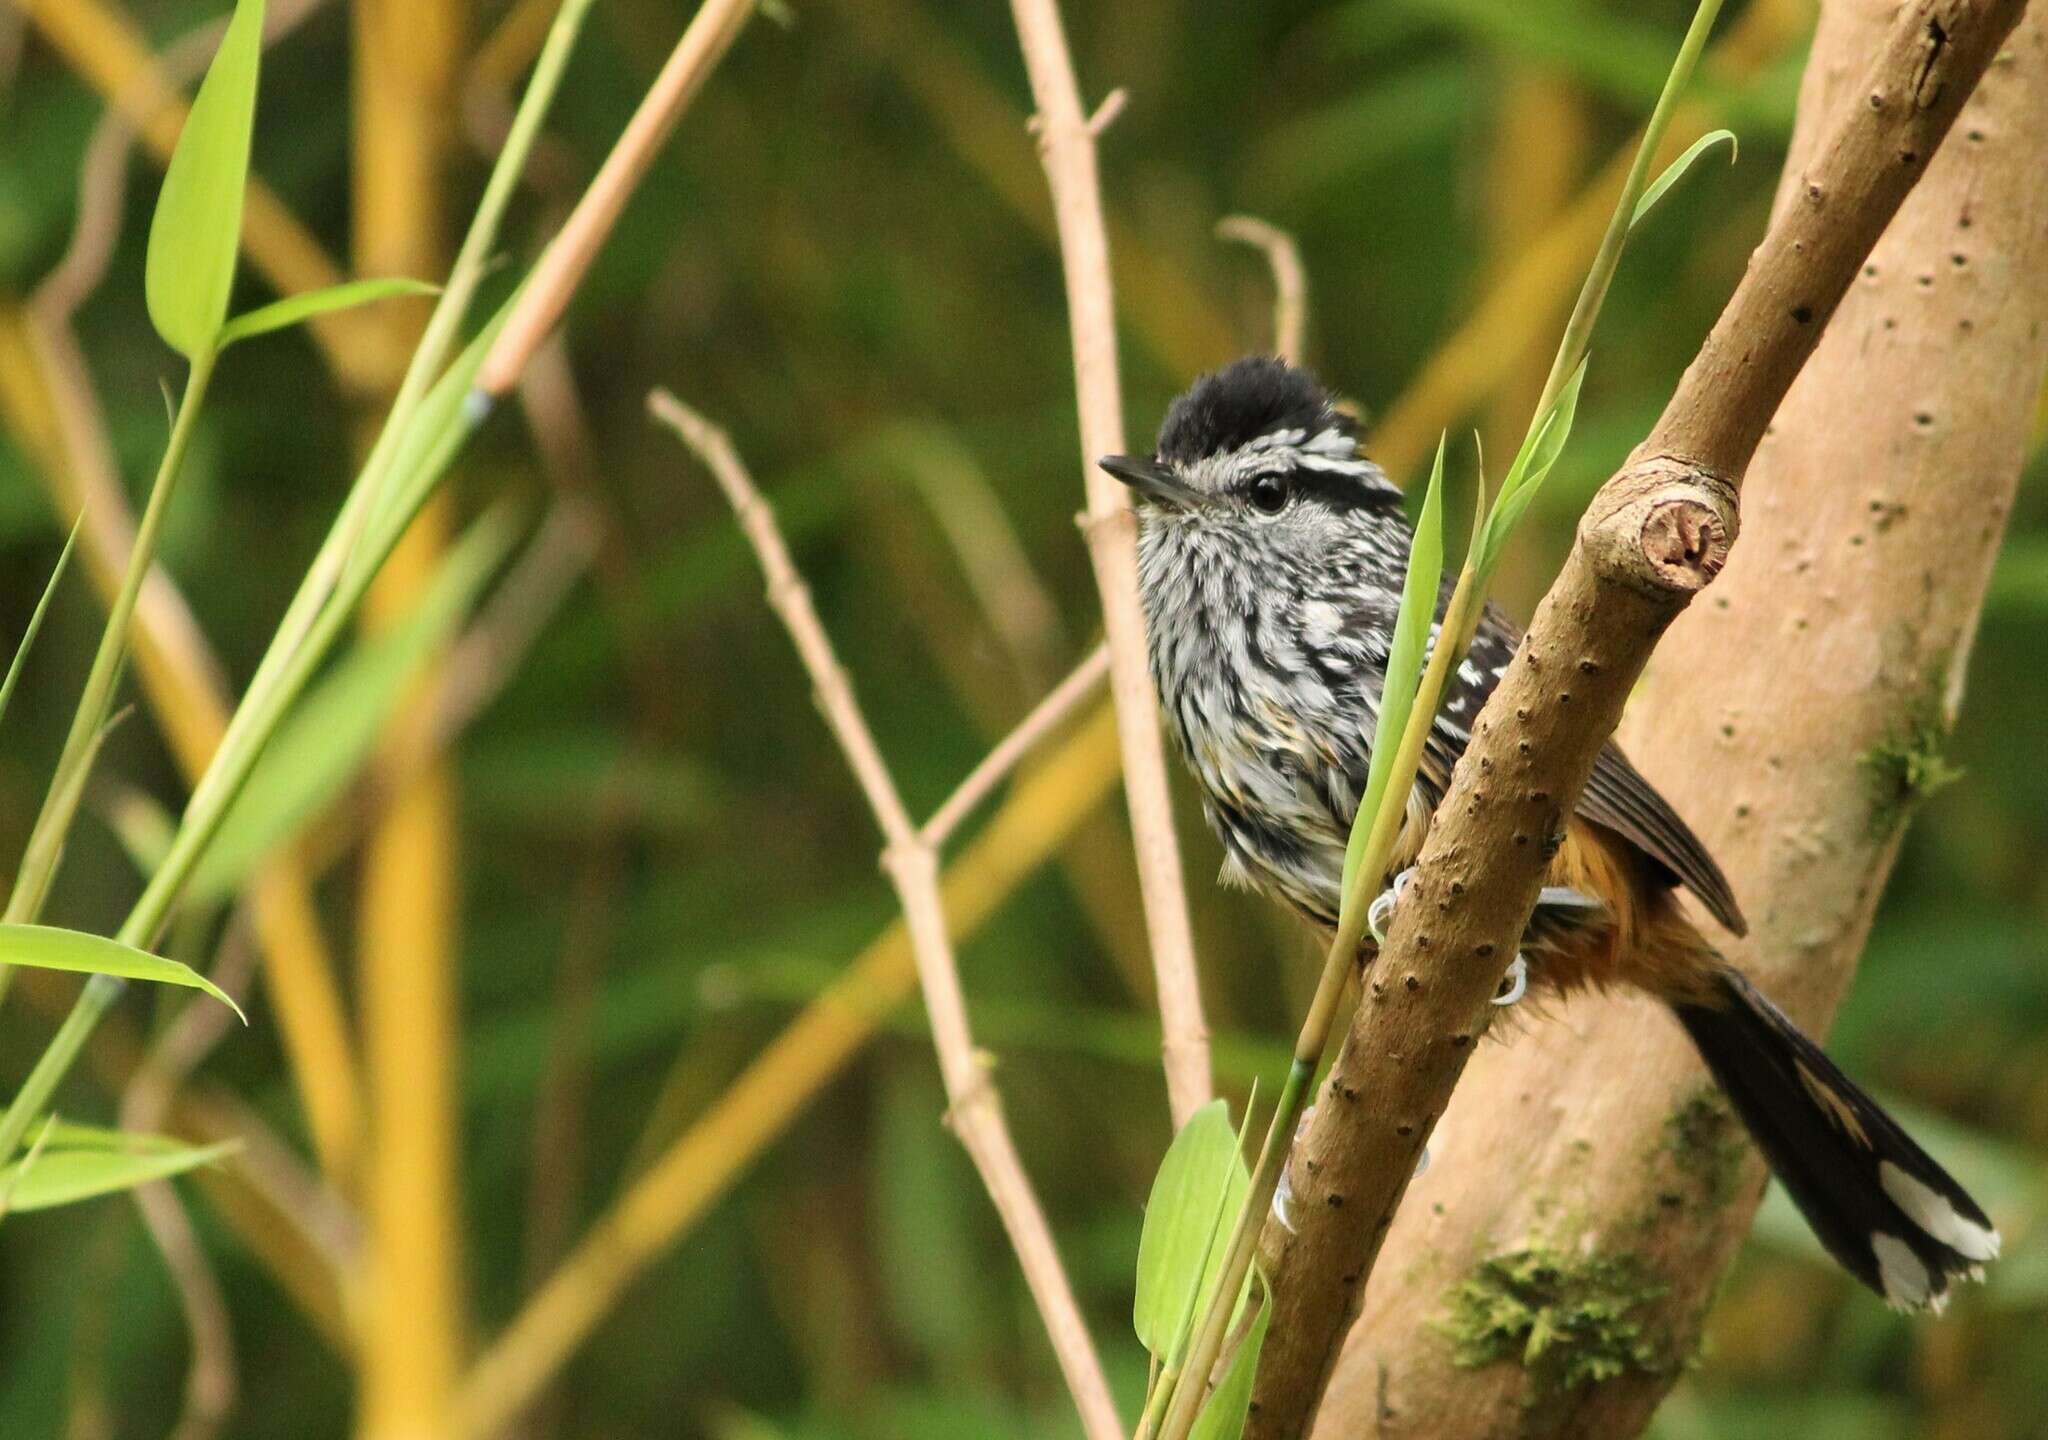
[{"xmin": 0, "ymin": 1, "xmax": 2044, "ymax": 1437}]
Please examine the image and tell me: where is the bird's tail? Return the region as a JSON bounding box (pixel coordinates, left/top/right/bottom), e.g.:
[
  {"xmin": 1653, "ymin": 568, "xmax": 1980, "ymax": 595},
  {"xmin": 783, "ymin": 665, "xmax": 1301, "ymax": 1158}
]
[{"xmin": 1671, "ymin": 964, "xmax": 1998, "ymax": 1311}]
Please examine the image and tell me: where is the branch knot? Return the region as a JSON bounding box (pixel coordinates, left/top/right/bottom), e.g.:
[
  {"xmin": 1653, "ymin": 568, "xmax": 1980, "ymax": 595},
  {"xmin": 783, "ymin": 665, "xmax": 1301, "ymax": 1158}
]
[{"xmin": 1580, "ymin": 454, "xmax": 1738, "ymax": 598}]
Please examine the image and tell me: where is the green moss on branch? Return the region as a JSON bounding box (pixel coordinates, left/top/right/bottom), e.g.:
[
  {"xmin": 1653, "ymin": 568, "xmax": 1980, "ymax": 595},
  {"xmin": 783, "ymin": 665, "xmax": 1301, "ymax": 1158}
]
[{"xmin": 1435, "ymin": 1245, "xmax": 1670, "ymax": 1396}]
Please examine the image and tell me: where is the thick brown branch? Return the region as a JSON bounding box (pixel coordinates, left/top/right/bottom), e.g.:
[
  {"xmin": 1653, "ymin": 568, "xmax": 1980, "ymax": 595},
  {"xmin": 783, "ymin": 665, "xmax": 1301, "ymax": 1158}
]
[{"xmin": 1246, "ymin": 3, "xmax": 2034, "ymax": 1435}]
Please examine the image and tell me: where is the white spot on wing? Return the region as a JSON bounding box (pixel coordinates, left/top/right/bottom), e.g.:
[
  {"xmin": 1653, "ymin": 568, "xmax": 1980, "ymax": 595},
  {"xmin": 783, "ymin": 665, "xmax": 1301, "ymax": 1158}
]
[
  {"xmin": 1880, "ymin": 1161, "xmax": 2001, "ymax": 1262},
  {"xmin": 1302, "ymin": 600, "xmax": 1343, "ymax": 646},
  {"xmin": 1872, "ymin": 1232, "xmax": 1935, "ymax": 1311}
]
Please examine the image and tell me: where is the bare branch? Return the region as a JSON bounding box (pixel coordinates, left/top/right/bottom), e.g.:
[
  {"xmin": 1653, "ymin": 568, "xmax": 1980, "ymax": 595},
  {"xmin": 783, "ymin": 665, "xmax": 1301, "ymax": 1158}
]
[
  {"xmin": 1216, "ymin": 215, "xmax": 1308, "ymax": 365},
  {"xmin": 1247, "ymin": 3, "xmax": 2035, "ymax": 1433},
  {"xmin": 648, "ymin": 389, "xmax": 1123, "ymax": 1440},
  {"xmin": 1008, "ymin": 0, "xmax": 1213, "ymax": 1128},
  {"xmin": 457, "ymin": 705, "xmax": 1126, "ymax": 1440}
]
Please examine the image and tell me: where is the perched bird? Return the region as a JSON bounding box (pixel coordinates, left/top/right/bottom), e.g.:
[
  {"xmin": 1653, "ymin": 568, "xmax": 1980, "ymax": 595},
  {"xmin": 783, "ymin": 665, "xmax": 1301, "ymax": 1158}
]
[{"xmin": 1100, "ymin": 355, "xmax": 1997, "ymax": 1312}]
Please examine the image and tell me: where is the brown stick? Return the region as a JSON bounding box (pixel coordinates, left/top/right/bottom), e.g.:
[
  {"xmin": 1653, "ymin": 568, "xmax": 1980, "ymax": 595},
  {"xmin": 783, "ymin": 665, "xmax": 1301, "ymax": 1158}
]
[
  {"xmin": 1244, "ymin": 4, "xmax": 2035, "ymax": 1435},
  {"xmin": 476, "ymin": 0, "xmax": 758, "ymax": 397},
  {"xmin": 1313, "ymin": 6, "xmax": 2048, "ymax": 1435},
  {"xmin": 647, "ymin": 391, "xmax": 1123, "ymax": 1440},
  {"xmin": 1007, "ymin": 0, "xmax": 1214, "ymax": 1129}
]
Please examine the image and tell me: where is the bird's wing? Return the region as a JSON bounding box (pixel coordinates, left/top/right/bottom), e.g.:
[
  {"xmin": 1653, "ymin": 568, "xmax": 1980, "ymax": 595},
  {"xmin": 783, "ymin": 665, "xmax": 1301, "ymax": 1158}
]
[{"xmin": 1410, "ymin": 602, "xmax": 1748, "ymax": 937}]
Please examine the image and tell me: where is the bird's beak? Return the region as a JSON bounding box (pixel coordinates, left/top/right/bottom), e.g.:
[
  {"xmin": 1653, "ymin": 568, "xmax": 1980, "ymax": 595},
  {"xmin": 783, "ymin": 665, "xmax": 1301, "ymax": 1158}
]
[{"xmin": 1098, "ymin": 454, "xmax": 1198, "ymax": 507}]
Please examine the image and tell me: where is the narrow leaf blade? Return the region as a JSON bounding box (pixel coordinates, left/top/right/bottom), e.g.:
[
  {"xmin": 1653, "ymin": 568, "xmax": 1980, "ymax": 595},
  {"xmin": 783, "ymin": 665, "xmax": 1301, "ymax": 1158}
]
[
  {"xmin": 0, "ymin": 924, "xmax": 245, "ymax": 1021},
  {"xmin": 1631, "ymin": 128, "xmax": 1738, "ymax": 230},
  {"xmin": 1340, "ymin": 435, "xmax": 1446, "ymax": 910},
  {"xmin": 0, "ymin": 520, "xmax": 80, "ymax": 729},
  {"xmin": 218, "ymin": 277, "xmax": 438, "ymax": 349},
  {"xmin": 0, "ymin": 1138, "xmax": 239, "ymax": 1213},
  {"xmin": 1475, "ymin": 356, "xmax": 1588, "ymax": 577},
  {"xmin": 145, "ymin": 0, "xmax": 266, "ymax": 357},
  {"xmin": 35, "ymin": 1120, "xmax": 190, "ymax": 1155}
]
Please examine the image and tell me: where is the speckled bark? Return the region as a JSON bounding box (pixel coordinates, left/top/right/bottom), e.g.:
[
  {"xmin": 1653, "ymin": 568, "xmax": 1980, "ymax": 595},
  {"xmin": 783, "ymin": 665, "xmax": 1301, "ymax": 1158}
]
[{"xmin": 1241, "ymin": 2, "xmax": 2048, "ymax": 1436}]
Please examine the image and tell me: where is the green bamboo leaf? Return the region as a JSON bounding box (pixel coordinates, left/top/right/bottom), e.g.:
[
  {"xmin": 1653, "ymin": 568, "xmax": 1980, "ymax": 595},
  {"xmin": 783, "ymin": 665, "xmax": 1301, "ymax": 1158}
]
[
  {"xmin": 1135, "ymin": 1100, "xmax": 1251, "ymax": 1360},
  {"xmin": 1631, "ymin": 129, "xmax": 1738, "ymax": 230},
  {"xmin": 189, "ymin": 505, "xmax": 519, "ymax": 902},
  {"xmin": 218, "ymin": 277, "xmax": 438, "ymax": 349},
  {"xmin": 1341, "ymin": 434, "xmax": 1446, "ymax": 909},
  {"xmin": 0, "ymin": 519, "xmax": 79, "ymax": 729},
  {"xmin": 34, "ymin": 1119, "xmax": 190, "ymax": 1155},
  {"xmin": 1188, "ymin": 1276, "xmax": 1273, "ymax": 1440},
  {"xmin": 1475, "ymin": 356, "xmax": 1588, "ymax": 577},
  {"xmin": 144, "ymin": 0, "xmax": 266, "ymax": 358},
  {"xmin": 0, "ymin": 924, "xmax": 245, "ymax": 1021},
  {"xmin": 0, "ymin": 1137, "xmax": 239, "ymax": 1213}
]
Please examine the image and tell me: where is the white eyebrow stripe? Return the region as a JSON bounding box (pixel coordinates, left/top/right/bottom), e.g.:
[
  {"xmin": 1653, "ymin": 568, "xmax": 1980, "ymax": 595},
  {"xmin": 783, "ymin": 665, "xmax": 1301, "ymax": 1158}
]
[
  {"xmin": 1245, "ymin": 428, "xmax": 1308, "ymax": 453},
  {"xmin": 1304, "ymin": 424, "xmax": 1357, "ymax": 456}
]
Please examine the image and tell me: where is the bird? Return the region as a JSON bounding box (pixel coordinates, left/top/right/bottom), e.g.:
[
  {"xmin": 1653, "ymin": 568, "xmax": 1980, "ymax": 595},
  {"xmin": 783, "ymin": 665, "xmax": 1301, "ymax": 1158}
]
[{"xmin": 1098, "ymin": 354, "xmax": 1998, "ymax": 1313}]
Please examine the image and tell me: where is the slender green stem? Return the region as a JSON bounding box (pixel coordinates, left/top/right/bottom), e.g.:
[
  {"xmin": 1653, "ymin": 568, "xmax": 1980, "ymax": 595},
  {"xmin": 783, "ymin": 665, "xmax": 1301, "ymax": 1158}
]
[
  {"xmin": 0, "ymin": 520, "xmax": 80, "ymax": 732},
  {"xmin": 0, "ymin": 0, "xmax": 597, "ymax": 1173},
  {"xmin": 1533, "ymin": 0, "xmax": 1726, "ymax": 423},
  {"xmin": 1, "ymin": 349, "xmax": 218, "ymax": 936},
  {"xmin": 0, "ymin": 347, "xmax": 214, "ymax": 1117}
]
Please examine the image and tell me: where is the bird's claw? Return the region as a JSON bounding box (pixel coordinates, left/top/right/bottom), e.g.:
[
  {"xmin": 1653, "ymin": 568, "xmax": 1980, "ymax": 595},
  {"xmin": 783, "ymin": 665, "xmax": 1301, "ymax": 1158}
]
[
  {"xmin": 1367, "ymin": 867, "xmax": 1417, "ymax": 944},
  {"xmin": 1492, "ymin": 954, "xmax": 1530, "ymax": 1007}
]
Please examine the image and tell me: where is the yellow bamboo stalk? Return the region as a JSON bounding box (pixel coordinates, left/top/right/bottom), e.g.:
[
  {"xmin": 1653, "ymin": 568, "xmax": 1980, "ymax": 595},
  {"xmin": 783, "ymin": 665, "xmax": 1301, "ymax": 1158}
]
[
  {"xmin": 0, "ymin": 303, "xmax": 366, "ymax": 1188},
  {"xmin": 13, "ymin": 0, "xmax": 410, "ymax": 394},
  {"xmin": 351, "ymin": 0, "xmax": 469, "ymax": 1435},
  {"xmin": 457, "ymin": 703, "xmax": 1125, "ymax": 1439}
]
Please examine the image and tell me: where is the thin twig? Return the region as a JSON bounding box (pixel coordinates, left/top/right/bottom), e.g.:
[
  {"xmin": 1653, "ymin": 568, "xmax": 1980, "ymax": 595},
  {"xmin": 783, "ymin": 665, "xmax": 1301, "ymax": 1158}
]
[
  {"xmin": 648, "ymin": 388, "xmax": 1123, "ymax": 1440},
  {"xmin": 1008, "ymin": 0, "xmax": 1213, "ymax": 1128},
  {"xmin": 1215, "ymin": 215, "xmax": 1307, "ymax": 365},
  {"xmin": 476, "ymin": 0, "xmax": 761, "ymax": 397},
  {"xmin": 923, "ymin": 642, "xmax": 1109, "ymax": 849}
]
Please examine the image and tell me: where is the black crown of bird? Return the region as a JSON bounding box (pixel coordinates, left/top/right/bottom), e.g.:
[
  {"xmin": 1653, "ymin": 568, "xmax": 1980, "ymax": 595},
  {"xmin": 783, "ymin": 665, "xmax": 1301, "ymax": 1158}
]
[{"xmin": 1099, "ymin": 355, "xmax": 1997, "ymax": 1313}]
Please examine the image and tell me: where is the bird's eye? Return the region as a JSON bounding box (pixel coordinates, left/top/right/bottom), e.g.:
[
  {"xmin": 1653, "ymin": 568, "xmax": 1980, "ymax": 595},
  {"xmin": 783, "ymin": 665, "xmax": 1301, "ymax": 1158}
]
[{"xmin": 1248, "ymin": 473, "xmax": 1290, "ymax": 515}]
